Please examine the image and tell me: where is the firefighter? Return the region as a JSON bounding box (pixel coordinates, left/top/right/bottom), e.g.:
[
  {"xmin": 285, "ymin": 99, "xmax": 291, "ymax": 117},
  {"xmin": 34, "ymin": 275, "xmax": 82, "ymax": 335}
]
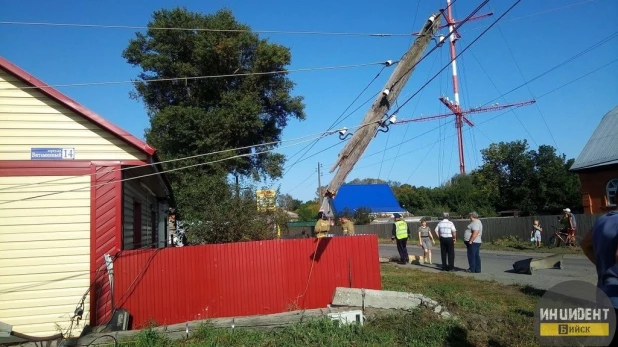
[{"xmin": 314, "ymin": 211, "xmax": 331, "ymax": 238}]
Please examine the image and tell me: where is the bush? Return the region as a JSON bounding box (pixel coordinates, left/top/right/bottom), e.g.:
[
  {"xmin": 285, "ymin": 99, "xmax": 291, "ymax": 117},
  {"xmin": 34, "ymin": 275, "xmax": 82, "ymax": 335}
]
[{"xmin": 491, "ymin": 235, "xmax": 530, "ymax": 249}]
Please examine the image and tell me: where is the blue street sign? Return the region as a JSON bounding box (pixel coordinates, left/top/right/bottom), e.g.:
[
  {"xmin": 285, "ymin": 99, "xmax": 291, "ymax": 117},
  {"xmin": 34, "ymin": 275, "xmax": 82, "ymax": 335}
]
[{"xmin": 31, "ymin": 148, "xmax": 75, "ymax": 160}]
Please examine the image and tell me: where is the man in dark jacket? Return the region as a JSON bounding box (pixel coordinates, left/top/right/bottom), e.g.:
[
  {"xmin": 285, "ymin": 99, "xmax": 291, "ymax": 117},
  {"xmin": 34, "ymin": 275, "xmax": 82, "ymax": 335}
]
[{"xmin": 582, "ymin": 208, "xmax": 618, "ymax": 345}]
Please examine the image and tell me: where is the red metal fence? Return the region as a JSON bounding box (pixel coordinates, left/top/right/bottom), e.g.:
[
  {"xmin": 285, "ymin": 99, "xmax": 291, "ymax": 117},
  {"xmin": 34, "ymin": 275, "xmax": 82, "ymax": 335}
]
[{"xmin": 111, "ymin": 235, "xmax": 381, "ymax": 329}]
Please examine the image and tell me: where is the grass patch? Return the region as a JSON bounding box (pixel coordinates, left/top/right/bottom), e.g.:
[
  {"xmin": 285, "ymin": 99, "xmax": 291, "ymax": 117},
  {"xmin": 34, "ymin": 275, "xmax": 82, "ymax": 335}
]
[
  {"xmin": 381, "ymin": 264, "xmax": 541, "ymax": 346},
  {"xmin": 100, "ymin": 312, "xmax": 462, "ymax": 347},
  {"xmin": 378, "ymin": 236, "xmax": 583, "ymax": 254},
  {"xmin": 97, "ymin": 265, "xmax": 544, "ymax": 347}
]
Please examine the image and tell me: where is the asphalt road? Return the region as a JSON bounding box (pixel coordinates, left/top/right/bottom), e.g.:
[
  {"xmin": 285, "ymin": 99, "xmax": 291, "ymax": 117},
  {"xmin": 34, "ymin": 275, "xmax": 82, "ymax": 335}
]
[{"xmin": 379, "ymin": 243, "xmax": 597, "ymax": 291}]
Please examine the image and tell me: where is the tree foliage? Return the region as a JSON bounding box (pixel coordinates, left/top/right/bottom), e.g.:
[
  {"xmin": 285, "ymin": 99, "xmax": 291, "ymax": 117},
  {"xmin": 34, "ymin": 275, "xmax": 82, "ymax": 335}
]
[
  {"xmin": 391, "ymin": 141, "xmax": 581, "ymax": 217},
  {"xmin": 123, "ymin": 8, "xmax": 305, "ymax": 243},
  {"xmin": 288, "ymin": 141, "xmax": 581, "ymax": 221}
]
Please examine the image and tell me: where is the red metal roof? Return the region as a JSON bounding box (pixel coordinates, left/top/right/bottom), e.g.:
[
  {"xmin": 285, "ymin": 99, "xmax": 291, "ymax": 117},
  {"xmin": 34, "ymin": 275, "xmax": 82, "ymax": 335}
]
[{"xmin": 0, "ymin": 56, "xmax": 156, "ymax": 156}]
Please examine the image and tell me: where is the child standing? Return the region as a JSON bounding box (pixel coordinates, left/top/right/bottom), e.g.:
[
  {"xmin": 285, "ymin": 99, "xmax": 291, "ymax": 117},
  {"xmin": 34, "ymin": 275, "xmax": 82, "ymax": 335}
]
[
  {"xmin": 418, "ymin": 219, "xmax": 435, "ymax": 264},
  {"xmin": 531, "ymin": 220, "xmax": 542, "ymax": 248}
]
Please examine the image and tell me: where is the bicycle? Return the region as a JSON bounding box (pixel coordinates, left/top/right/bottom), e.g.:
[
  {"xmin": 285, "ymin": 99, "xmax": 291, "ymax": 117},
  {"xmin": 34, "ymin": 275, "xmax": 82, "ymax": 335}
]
[{"xmin": 547, "ymin": 225, "xmax": 582, "ymax": 248}]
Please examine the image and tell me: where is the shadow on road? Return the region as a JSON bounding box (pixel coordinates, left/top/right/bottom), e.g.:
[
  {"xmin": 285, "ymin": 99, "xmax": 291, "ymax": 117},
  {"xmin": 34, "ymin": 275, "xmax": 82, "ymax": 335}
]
[{"xmin": 520, "ymin": 285, "xmax": 547, "ymax": 298}]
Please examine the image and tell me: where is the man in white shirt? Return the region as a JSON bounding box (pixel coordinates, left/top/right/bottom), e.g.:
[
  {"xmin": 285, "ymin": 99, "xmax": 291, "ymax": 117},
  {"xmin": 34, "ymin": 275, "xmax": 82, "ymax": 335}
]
[{"xmin": 435, "ymin": 212, "xmax": 457, "ymax": 271}]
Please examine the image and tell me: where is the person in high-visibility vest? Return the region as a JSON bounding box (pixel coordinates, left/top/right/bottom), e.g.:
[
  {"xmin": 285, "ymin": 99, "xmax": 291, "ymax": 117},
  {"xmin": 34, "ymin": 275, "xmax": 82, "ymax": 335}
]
[{"xmin": 391, "ymin": 213, "xmax": 410, "ymax": 264}]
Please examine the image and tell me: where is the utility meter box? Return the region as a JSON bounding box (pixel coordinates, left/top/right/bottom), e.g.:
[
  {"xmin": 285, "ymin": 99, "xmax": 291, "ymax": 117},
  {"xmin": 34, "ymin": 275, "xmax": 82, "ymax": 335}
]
[{"xmin": 327, "ymin": 310, "xmax": 364, "ymax": 326}]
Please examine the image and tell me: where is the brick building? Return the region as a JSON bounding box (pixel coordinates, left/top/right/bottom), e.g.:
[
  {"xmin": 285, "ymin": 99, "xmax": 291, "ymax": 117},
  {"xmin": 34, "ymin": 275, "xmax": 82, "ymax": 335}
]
[{"xmin": 570, "ymin": 105, "xmax": 618, "ymax": 214}]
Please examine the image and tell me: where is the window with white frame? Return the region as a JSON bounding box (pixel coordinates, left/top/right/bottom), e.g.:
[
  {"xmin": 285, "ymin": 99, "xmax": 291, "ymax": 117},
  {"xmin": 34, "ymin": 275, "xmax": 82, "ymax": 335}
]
[{"xmin": 608, "ymin": 179, "xmax": 618, "ymax": 206}]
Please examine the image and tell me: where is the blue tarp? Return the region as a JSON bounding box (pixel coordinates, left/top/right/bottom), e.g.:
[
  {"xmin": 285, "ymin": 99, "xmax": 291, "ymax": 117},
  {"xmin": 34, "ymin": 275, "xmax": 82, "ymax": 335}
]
[{"xmin": 333, "ymin": 184, "xmax": 407, "ymax": 214}]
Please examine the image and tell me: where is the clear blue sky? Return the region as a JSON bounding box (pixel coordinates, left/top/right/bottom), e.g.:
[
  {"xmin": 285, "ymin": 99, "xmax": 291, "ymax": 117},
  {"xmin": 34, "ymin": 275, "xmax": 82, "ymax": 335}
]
[{"xmin": 1, "ymin": 0, "xmax": 617, "ymax": 203}]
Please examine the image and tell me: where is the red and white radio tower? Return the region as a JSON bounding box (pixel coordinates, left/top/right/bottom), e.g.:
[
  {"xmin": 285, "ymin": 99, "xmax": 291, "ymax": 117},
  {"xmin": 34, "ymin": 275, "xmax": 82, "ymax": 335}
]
[{"xmin": 400, "ymin": 0, "xmax": 535, "ymax": 174}]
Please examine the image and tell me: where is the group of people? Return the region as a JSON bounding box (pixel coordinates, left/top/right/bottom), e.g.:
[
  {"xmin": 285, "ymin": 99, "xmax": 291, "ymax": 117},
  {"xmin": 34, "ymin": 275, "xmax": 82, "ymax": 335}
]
[
  {"xmin": 313, "ymin": 211, "xmax": 355, "ymax": 238},
  {"xmin": 529, "ymin": 208, "xmax": 579, "ymax": 247},
  {"xmin": 391, "ymin": 212, "xmax": 483, "ymax": 273}
]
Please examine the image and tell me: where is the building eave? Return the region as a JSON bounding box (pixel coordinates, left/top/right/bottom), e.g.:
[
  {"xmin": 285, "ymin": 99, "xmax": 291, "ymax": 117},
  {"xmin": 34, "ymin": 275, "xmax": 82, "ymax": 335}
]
[{"xmin": 0, "ymin": 56, "xmax": 156, "ymax": 157}]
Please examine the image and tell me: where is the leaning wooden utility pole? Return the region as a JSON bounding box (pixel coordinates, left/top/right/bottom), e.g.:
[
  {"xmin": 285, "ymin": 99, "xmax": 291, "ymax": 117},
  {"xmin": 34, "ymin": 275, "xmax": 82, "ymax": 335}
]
[{"xmin": 319, "ymin": 11, "xmax": 443, "ymax": 217}]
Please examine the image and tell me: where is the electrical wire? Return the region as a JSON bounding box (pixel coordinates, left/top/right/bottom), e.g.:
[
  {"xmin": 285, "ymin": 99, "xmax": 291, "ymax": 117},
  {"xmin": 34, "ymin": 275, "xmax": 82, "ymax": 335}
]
[
  {"xmin": 0, "ymin": 0, "xmax": 598, "ymax": 38},
  {"xmin": 385, "ymin": 50, "xmax": 440, "ymax": 181},
  {"xmin": 4, "ymin": 61, "xmax": 390, "ymax": 90},
  {"xmin": 286, "ymin": 169, "xmax": 317, "ymax": 195},
  {"xmin": 0, "ymin": 21, "xmax": 414, "ymax": 37},
  {"xmin": 284, "ymin": 0, "xmax": 474, "ymax": 173},
  {"xmin": 5, "ymin": 34, "xmax": 612, "ymax": 204},
  {"xmin": 457, "ymin": 36, "xmax": 538, "ymax": 147},
  {"xmin": 0, "ymin": 118, "xmax": 380, "ymax": 205},
  {"xmin": 0, "ymin": 134, "xmax": 331, "ymax": 205},
  {"xmin": 283, "ymin": 64, "xmax": 391, "ymax": 174},
  {"xmin": 479, "ymin": 30, "xmax": 618, "ymax": 107},
  {"xmin": 389, "ymin": 0, "xmax": 523, "ymax": 117},
  {"xmin": 84, "ymin": 334, "xmax": 118, "ymax": 347},
  {"xmin": 461, "ymin": 0, "xmax": 600, "ymax": 34},
  {"xmin": 405, "ymin": 137, "xmax": 440, "ymax": 183},
  {"xmin": 496, "ymin": 23, "xmax": 553, "ymax": 149},
  {"xmin": 289, "ymin": 238, "xmax": 322, "ymax": 308},
  {"xmin": 0, "ymin": 118, "xmax": 376, "ymax": 193},
  {"xmin": 355, "ymin": 58, "xmax": 617, "ymax": 170}
]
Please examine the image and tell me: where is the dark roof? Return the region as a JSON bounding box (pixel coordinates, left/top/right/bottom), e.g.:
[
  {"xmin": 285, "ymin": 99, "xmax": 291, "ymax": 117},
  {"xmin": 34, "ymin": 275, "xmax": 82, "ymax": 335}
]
[
  {"xmin": 0, "ymin": 56, "xmax": 156, "ymax": 156},
  {"xmin": 571, "ymin": 105, "xmax": 618, "ymax": 171},
  {"xmin": 333, "ymin": 184, "xmax": 407, "ymax": 214}
]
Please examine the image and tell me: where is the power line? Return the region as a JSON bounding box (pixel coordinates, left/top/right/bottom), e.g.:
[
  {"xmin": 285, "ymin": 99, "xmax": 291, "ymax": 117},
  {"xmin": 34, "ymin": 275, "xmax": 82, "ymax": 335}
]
[
  {"xmin": 535, "ymin": 58, "xmax": 618, "ymax": 99},
  {"xmin": 496, "ymin": 23, "xmax": 555, "ymax": 150},
  {"xmin": 385, "ymin": 50, "xmax": 440, "ymax": 181},
  {"xmin": 457, "ymin": 36, "xmax": 538, "ymax": 147},
  {"xmin": 480, "ymin": 30, "xmax": 618, "ymax": 107},
  {"xmin": 355, "ymin": 58, "xmax": 617, "ymax": 171},
  {"xmin": 284, "ymin": 0, "xmax": 480, "ymax": 174},
  {"xmin": 389, "ymin": 0, "xmax": 523, "ymax": 116},
  {"xmin": 282, "ymin": 64, "xmax": 391, "ymax": 174},
  {"xmin": 0, "ymin": 21, "xmax": 413, "ymax": 37},
  {"xmin": 2, "ymin": 61, "xmax": 392, "ymax": 90},
  {"xmin": 461, "ymin": 0, "xmax": 600, "ymax": 34},
  {"xmin": 0, "ymin": 115, "xmax": 392, "ymax": 204},
  {"xmin": 405, "ymin": 136, "xmax": 439, "ymax": 183},
  {"xmin": 0, "ymin": 124, "xmax": 360, "ymax": 193},
  {"xmin": 0, "ymin": 0, "xmax": 597, "ymax": 38},
  {"xmin": 0, "ymin": 133, "xmax": 332, "ymax": 205},
  {"xmin": 286, "ymin": 169, "xmax": 317, "ymax": 195}
]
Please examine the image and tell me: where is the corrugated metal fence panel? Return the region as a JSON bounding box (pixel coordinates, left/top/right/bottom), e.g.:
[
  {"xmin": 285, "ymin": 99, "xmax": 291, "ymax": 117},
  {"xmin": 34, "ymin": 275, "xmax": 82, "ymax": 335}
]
[
  {"xmin": 92, "ymin": 165, "xmax": 121, "ymax": 326},
  {"xmin": 112, "ymin": 235, "xmax": 381, "ymax": 329},
  {"xmin": 286, "ymin": 214, "xmax": 604, "ymax": 243}
]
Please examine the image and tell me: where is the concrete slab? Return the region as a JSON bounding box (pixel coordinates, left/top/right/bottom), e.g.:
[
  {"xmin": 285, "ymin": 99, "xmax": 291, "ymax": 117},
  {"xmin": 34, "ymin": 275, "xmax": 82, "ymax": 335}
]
[
  {"xmin": 331, "ymin": 287, "xmax": 363, "ymax": 307},
  {"xmin": 332, "ymin": 288, "xmax": 422, "ymax": 310},
  {"xmin": 512, "ymin": 253, "xmax": 563, "ymax": 274},
  {"xmin": 531, "ymin": 254, "xmax": 563, "ymax": 271}
]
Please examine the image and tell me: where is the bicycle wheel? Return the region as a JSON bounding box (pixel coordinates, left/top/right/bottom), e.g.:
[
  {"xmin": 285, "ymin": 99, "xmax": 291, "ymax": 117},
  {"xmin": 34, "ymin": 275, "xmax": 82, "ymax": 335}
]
[{"xmin": 548, "ymin": 235, "xmax": 556, "ymax": 249}]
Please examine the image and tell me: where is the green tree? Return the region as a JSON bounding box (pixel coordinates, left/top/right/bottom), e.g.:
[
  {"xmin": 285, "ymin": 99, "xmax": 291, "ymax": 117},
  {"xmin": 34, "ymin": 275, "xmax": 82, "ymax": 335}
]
[
  {"xmin": 123, "ymin": 8, "xmax": 305, "ymax": 181},
  {"xmin": 123, "ymin": 8, "xmax": 306, "ymax": 243},
  {"xmin": 296, "ymin": 201, "xmax": 320, "ymax": 222},
  {"xmin": 473, "ymin": 140, "xmax": 580, "ymax": 215},
  {"xmin": 531, "ymin": 145, "xmax": 581, "ymax": 213},
  {"xmin": 277, "ymin": 193, "xmax": 302, "ymax": 211}
]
